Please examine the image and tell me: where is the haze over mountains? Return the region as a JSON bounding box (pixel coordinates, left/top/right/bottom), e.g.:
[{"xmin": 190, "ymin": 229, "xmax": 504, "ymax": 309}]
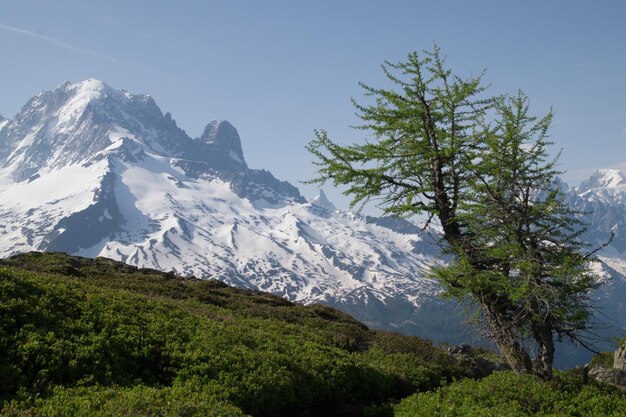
[{"xmin": 0, "ymin": 80, "xmax": 624, "ymax": 363}]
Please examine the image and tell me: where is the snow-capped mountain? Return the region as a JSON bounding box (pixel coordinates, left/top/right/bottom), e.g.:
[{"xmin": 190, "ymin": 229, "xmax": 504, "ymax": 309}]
[
  {"xmin": 569, "ymin": 169, "xmax": 626, "ymax": 254},
  {"xmin": 559, "ymin": 170, "xmax": 626, "ymax": 362},
  {"xmin": 0, "ymin": 80, "xmax": 624, "ymax": 365},
  {"xmin": 0, "ymin": 80, "xmax": 444, "ymax": 319}
]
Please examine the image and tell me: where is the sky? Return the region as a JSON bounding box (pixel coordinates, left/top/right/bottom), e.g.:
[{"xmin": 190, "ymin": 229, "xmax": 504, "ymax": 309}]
[{"xmin": 1, "ymin": 0, "xmax": 625, "ymax": 212}]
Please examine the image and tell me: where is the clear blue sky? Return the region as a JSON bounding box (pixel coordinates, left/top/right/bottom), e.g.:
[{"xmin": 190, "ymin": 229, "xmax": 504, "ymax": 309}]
[{"xmin": 1, "ymin": 0, "xmax": 625, "ymax": 211}]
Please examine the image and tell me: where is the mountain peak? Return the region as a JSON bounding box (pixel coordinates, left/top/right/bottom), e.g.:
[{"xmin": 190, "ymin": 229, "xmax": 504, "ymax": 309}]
[
  {"xmin": 200, "ymin": 120, "xmax": 245, "ymax": 164},
  {"xmin": 67, "ymin": 78, "xmax": 109, "ymax": 92},
  {"xmin": 57, "ymin": 79, "xmax": 155, "ymax": 108},
  {"xmin": 55, "ymin": 79, "xmax": 113, "ymax": 122},
  {"xmin": 1, "ymin": 80, "xmax": 300, "ymax": 206},
  {"xmin": 579, "ymin": 169, "xmax": 626, "ymax": 192},
  {"xmin": 309, "ymin": 189, "xmax": 337, "ymax": 212},
  {"xmin": 0, "ymin": 79, "xmax": 181, "ymax": 181}
]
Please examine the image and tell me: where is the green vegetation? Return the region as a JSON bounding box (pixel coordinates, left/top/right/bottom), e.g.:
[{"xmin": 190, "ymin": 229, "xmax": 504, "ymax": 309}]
[
  {"xmin": 1, "ymin": 252, "xmax": 623, "ymax": 416},
  {"xmin": 306, "ymin": 46, "xmax": 599, "ymax": 378},
  {"xmin": 394, "ymin": 370, "xmax": 626, "ymax": 417},
  {"xmin": 0, "ymin": 252, "xmax": 461, "ymax": 417}
]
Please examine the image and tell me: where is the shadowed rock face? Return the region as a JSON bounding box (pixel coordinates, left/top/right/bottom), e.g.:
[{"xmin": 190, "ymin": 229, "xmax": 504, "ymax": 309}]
[
  {"xmin": 447, "ymin": 344, "xmax": 509, "ymax": 378},
  {"xmin": 588, "ymin": 340, "xmax": 626, "ymax": 389},
  {"xmin": 199, "ymin": 120, "xmax": 245, "ymax": 165},
  {"xmin": 615, "ymin": 341, "xmax": 626, "ymax": 370}
]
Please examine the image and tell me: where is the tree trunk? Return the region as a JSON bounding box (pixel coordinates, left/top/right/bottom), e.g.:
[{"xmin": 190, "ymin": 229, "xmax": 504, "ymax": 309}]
[
  {"xmin": 481, "ymin": 300, "xmax": 533, "ymax": 374},
  {"xmin": 531, "ymin": 322, "xmax": 555, "ymax": 379}
]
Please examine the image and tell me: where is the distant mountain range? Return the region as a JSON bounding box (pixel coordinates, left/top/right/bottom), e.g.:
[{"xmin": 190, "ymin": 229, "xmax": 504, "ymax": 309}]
[{"xmin": 1, "ymin": 80, "xmax": 624, "ymax": 366}]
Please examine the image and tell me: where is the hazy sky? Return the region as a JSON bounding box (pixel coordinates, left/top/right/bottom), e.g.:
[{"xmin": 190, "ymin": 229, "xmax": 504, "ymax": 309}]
[{"xmin": 1, "ymin": 0, "xmax": 625, "ymax": 211}]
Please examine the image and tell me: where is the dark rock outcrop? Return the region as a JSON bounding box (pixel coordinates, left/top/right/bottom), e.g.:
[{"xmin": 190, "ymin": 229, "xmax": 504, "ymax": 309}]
[
  {"xmin": 588, "ymin": 340, "xmax": 626, "ymax": 390},
  {"xmin": 448, "ymin": 344, "xmax": 508, "ymax": 378},
  {"xmin": 615, "ymin": 340, "xmax": 626, "ymax": 370}
]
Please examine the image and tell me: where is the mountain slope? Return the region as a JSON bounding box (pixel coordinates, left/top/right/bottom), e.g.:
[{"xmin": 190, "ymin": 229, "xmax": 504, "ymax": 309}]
[
  {"xmin": 0, "ymin": 80, "xmax": 442, "ymax": 314},
  {"xmin": 2, "ymin": 252, "xmax": 625, "ymax": 417},
  {"xmin": 0, "ymin": 80, "xmax": 624, "ymax": 366},
  {"xmin": 0, "ymin": 251, "xmax": 467, "ymax": 417}
]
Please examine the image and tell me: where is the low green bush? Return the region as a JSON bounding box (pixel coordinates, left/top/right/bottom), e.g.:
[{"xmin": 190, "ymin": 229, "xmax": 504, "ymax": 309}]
[
  {"xmin": 1, "ymin": 384, "xmax": 247, "ymax": 417},
  {"xmin": 5, "ymin": 253, "xmax": 622, "ymax": 417},
  {"xmin": 0, "ymin": 252, "xmax": 464, "ymax": 417},
  {"xmin": 394, "ymin": 371, "xmax": 626, "ymax": 417},
  {"xmin": 589, "ymin": 351, "xmax": 614, "ymax": 369}
]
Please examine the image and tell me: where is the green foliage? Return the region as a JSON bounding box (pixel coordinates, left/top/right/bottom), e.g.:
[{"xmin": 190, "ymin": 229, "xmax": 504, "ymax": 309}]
[
  {"xmin": 589, "ymin": 351, "xmax": 615, "ymax": 369},
  {"xmin": 1, "ymin": 384, "xmax": 248, "ymax": 417},
  {"xmin": 453, "ymin": 91, "xmax": 597, "ymax": 322},
  {"xmin": 0, "ymin": 266, "xmax": 190, "ymax": 397},
  {"xmin": 394, "ymin": 371, "xmax": 626, "ymax": 417},
  {"xmin": 306, "ymin": 45, "xmax": 489, "ymax": 218},
  {"xmin": 2, "ymin": 253, "xmax": 622, "ymax": 415},
  {"xmin": 361, "ymin": 348, "xmax": 449, "ymax": 396},
  {"xmin": 306, "ymin": 46, "xmax": 600, "ymax": 377},
  {"xmin": 0, "ymin": 252, "xmax": 462, "ymax": 417}
]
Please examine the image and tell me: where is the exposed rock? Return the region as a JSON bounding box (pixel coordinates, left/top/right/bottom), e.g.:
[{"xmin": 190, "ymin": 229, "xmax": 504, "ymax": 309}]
[
  {"xmin": 198, "ymin": 120, "xmax": 246, "ymax": 167},
  {"xmin": 588, "ymin": 365, "xmax": 626, "ymax": 390},
  {"xmin": 589, "ymin": 365, "xmax": 615, "ymax": 384},
  {"xmin": 615, "ymin": 340, "xmax": 626, "ymax": 370},
  {"xmin": 588, "ymin": 341, "xmax": 626, "ymax": 390},
  {"xmin": 448, "ymin": 344, "xmax": 508, "ymax": 378},
  {"xmin": 613, "ymin": 340, "xmax": 626, "ymax": 371}
]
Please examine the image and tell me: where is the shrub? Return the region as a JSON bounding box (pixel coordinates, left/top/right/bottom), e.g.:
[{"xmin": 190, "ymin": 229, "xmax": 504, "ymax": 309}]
[
  {"xmin": 0, "ymin": 253, "xmax": 463, "ymax": 416},
  {"xmin": 1, "ymin": 384, "xmax": 247, "ymax": 417},
  {"xmin": 394, "ymin": 371, "xmax": 626, "ymax": 417}
]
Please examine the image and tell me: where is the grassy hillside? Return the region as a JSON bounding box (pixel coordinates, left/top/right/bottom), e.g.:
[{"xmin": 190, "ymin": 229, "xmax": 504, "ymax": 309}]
[{"xmin": 0, "ymin": 252, "xmax": 624, "ymax": 416}]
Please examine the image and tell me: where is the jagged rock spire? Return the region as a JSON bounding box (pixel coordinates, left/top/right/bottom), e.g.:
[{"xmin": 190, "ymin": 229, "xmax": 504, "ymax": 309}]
[
  {"xmin": 309, "ymin": 189, "xmax": 337, "ymax": 212},
  {"xmin": 200, "ymin": 120, "xmax": 245, "ymax": 164}
]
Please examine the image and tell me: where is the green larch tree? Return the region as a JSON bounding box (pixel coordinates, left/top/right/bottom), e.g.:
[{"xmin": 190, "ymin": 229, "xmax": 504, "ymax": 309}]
[{"xmin": 306, "ymin": 46, "xmax": 600, "ymax": 378}]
